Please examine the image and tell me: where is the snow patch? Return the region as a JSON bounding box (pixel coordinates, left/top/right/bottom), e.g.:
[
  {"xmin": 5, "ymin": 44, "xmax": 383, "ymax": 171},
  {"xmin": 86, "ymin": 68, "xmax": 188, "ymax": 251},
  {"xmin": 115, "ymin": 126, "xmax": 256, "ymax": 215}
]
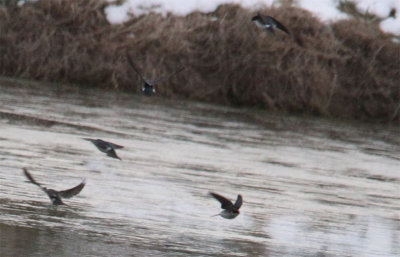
[
  {"xmin": 295, "ymin": 0, "xmax": 349, "ymax": 22},
  {"xmin": 104, "ymin": 0, "xmax": 400, "ymax": 36}
]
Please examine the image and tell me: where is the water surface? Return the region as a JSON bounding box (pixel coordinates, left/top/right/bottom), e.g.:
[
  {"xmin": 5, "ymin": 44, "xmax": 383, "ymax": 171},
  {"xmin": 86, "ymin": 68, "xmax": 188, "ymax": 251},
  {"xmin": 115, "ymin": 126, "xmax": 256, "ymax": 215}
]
[{"xmin": 0, "ymin": 77, "xmax": 399, "ymax": 256}]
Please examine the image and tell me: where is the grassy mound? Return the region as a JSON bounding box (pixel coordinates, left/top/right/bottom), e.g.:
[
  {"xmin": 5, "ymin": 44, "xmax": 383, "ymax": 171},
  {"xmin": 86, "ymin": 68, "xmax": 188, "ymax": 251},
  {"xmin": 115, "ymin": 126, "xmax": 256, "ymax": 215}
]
[{"xmin": 0, "ymin": 0, "xmax": 399, "ymax": 122}]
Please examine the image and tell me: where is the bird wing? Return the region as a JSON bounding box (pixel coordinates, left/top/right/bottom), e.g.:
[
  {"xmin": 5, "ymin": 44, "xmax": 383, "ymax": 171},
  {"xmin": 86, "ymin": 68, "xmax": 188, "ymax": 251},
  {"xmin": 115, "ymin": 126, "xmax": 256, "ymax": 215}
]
[
  {"xmin": 84, "ymin": 138, "xmax": 102, "ymax": 149},
  {"xmin": 109, "ymin": 142, "xmax": 124, "ymax": 149},
  {"xmin": 106, "ymin": 149, "xmax": 121, "ymax": 160},
  {"xmin": 258, "ymin": 13, "xmax": 268, "ymax": 24},
  {"xmin": 84, "ymin": 138, "xmax": 105, "ymax": 151},
  {"xmin": 151, "ymin": 67, "xmax": 185, "ymax": 85},
  {"xmin": 59, "ymin": 180, "xmax": 86, "ymax": 198},
  {"xmin": 233, "ymin": 194, "xmax": 243, "ymax": 209},
  {"xmin": 210, "ymin": 192, "xmax": 233, "ymax": 210},
  {"xmin": 83, "ymin": 138, "xmax": 103, "ymax": 147},
  {"xmin": 97, "ymin": 140, "xmax": 123, "ymax": 150},
  {"xmin": 23, "ymin": 168, "xmax": 43, "ymax": 188},
  {"xmin": 126, "ymin": 52, "xmax": 151, "ymax": 84},
  {"xmin": 269, "ymin": 16, "xmax": 290, "ymax": 34}
]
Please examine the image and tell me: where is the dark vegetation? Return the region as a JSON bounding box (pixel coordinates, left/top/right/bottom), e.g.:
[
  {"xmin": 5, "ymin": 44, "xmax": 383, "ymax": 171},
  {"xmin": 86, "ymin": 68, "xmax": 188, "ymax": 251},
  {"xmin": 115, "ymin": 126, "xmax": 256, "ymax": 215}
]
[{"xmin": 0, "ymin": 0, "xmax": 399, "ymax": 122}]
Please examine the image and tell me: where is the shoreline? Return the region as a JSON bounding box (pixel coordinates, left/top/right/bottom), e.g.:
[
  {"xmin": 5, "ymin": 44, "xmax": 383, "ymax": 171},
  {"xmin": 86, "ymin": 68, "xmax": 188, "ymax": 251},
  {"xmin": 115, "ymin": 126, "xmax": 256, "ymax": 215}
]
[{"xmin": 0, "ymin": 1, "xmax": 399, "ymax": 123}]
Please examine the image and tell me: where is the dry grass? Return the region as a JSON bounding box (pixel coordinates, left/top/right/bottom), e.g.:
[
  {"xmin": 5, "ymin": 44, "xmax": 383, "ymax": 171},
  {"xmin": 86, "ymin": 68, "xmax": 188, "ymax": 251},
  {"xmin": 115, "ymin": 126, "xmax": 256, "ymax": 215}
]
[{"xmin": 0, "ymin": 0, "xmax": 399, "ymax": 122}]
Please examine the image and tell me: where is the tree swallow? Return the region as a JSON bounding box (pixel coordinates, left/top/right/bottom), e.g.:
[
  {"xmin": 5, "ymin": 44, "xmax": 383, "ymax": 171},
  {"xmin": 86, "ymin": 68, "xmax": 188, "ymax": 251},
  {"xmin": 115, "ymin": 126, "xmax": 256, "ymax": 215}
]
[
  {"xmin": 210, "ymin": 192, "xmax": 243, "ymax": 219},
  {"xmin": 23, "ymin": 168, "xmax": 85, "ymax": 205},
  {"xmin": 126, "ymin": 53, "xmax": 184, "ymax": 96},
  {"xmin": 83, "ymin": 138, "xmax": 123, "ymax": 160},
  {"xmin": 251, "ymin": 14, "xmax": 290, "ymax": 35}
]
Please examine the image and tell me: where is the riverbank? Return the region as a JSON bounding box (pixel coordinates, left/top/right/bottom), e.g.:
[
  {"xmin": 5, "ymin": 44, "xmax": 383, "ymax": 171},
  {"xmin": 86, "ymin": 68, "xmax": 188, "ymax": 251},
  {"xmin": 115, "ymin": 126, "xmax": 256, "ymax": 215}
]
[{"xmin": 0, "ymin": 0, "xmax": 399, "ymax": 122}]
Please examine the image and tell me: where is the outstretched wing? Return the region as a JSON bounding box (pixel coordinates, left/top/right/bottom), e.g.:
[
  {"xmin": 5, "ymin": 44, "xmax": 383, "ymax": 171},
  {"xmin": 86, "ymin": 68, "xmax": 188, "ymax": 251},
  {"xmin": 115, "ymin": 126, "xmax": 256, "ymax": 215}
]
[
  {"xmin": 23, "ymin": 168, "xmax": 42, "ymax": 188},
  {"xmin": 106, "ymin": 149, "xmax": 121, "ymax": 160},
  {"xmin": 59, "ymin": 180, "xmax": 86, "ymax": 198},
  {"xmin": 83, "ymin": 138, "xmax": 107, "ymax": 149},
  {"xmin": 209, "ymin": 192, "xmax": 234, "ymax": 210},
  {"xmin": 151, "ymin": 67, "xmax": 185, "ymax": 85},
  {"xmin": 269, "ymin": 16, "xmax": 290, "ymax": 35},
  {"xmin": 109, "ymin": 142, "xmax": 124, "ymax": 149},
  {"xmin": 83, "ymin": 138, "xmax": 100, "ymax": 148},
  {"xmin": 233, "ymin": 194, "xmax": 243, "ymax": 209},
  {"xmin": 83, "ymin": 138, "xmax": 105, "ymax": 151},
  {"xmin": 126, "ymin": 52, "xmax": 149, "ymax": 83},
  {"xmin": 94, "ymin": 139, "xmax": 123, "ymax": 150},
  {"xmin": 258, "ymin": 13, "xmax": 268, "ymax": 24}
]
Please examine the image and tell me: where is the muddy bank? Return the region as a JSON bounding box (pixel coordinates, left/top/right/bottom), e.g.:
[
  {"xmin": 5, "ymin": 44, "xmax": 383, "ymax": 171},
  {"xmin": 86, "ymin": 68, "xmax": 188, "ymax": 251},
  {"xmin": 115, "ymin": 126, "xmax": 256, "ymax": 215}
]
[{"xmin": 0, "ymin": 0, "xmax": 399, "ymax": 122}]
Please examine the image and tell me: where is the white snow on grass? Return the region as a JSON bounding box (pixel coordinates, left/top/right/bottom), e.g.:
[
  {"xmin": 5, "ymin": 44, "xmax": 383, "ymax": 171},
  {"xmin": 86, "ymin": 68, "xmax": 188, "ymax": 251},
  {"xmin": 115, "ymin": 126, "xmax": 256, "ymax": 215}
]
[
  {"xmin": 380, "ymin": 17, "xmax": 400, "ymax": 35},
  {"xmin": 352, "ymin": 0, "xmax": 400, "ymax": 35},
  {"xmin": 104, "ymin": 0, "xmax": 400, "ymax": 36},
  {"xmin": 106, "ymin": 2, "xmax": 131, "ymax": 24},
  {"xmin": 295, "ymin": 0, "xmax": 349, "ymax": 22},
  {"xmin": 353, "ymin": 0, "xmax": 398, "ymax": 18},
  {"xmin": 106, "ymin": 0, "xmax": 275, "ymax": 18}
]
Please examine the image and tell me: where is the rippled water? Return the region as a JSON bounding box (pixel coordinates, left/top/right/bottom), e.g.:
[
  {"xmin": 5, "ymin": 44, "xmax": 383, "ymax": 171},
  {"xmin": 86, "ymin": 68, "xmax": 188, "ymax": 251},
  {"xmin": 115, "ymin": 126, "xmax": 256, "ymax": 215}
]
[{"xmin": 0, "ymin": 77, "xmax": 399, "ymax": 257}]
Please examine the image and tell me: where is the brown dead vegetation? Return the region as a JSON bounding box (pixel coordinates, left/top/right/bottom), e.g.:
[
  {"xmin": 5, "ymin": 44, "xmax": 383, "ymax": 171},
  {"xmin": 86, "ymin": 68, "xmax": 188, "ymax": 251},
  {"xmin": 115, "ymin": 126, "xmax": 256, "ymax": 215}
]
[{"xmin": 0, "ymin": 0, "xmax": 399, "ymax": 122}]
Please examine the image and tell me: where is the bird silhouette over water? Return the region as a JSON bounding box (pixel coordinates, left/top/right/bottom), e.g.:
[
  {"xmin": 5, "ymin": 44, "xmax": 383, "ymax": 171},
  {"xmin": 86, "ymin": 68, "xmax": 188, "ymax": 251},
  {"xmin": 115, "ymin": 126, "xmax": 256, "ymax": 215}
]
[
  {"xmin": 126, "ymin": 53, "xmax": 184, "ymax": 96},
  {"xmin": 23, "ymin": 168, "xmax": 85, "ymax": 205},
  {"xmin": 252, "ymin": 14, "xmax": 290, "ymax": 35},
  {"xmin": 83, "ymin": 138, "xmax": 123, "ymax": 160},
  {"xmin": 210, "ymin": 192, "xmax": 243, "ymax": 219}
]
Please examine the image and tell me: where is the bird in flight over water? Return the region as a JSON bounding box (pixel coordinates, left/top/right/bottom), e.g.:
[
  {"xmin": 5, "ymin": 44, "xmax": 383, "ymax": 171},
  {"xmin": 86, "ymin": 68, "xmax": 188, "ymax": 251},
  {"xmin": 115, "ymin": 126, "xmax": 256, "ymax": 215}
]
[
  {"xmin": 83, "ymin": 138, "xmax": 123, "ymax": 160},
  {"xmin": 251, "ymin": 14, "xmax": 290, "ymax": 35},
  {"xmin": 126, "ymin": 52, "xmax": 184, "ymax": 96},
  {"xmin": 209, "ymin": 192, "xmax": 243, "ymax": 219},
  {"xmin": 23, "ymin": 168, "xmax": 86, "ymax": 205}
]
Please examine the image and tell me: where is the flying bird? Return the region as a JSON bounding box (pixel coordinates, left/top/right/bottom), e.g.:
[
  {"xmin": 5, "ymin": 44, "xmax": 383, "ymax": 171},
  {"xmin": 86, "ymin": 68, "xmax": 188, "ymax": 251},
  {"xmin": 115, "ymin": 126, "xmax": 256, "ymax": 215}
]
[
  {"xmin": 126, "ymin": 53, "xmax": 184, "ymax": 96},
  {"xmin": 83, "ymin": 138, "xmax": 123, "ymax": 160},
  {"xmin": 23, "ymin": 168, "xmax": 85, "ymax": 205},
  {"xmin": 251, "ymin": 14, "xmax": 290, "ymax": 35},
  {"xmin": 209, "ymin": 192, "xmax": 243, "ymax": 219}
]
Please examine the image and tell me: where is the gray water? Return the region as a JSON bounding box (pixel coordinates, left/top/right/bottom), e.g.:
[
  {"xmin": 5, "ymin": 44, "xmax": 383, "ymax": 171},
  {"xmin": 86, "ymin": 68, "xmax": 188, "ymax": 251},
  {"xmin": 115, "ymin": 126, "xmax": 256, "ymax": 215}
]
[{"xmin": 0, "ymin": 77, "xmax": 399, "ymax": 257}]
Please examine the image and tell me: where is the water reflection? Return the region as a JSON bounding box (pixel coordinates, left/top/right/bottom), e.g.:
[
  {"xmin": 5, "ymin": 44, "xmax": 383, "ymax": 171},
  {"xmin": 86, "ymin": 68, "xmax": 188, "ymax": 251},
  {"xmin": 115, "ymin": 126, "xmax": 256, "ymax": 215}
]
[
  {"xmin": 268, "ymin": 214, "xmax": 400, "ymax": 256},
  {"xmin": 0, "ymin": 77, "xmax": 399, "ymax": 256}
]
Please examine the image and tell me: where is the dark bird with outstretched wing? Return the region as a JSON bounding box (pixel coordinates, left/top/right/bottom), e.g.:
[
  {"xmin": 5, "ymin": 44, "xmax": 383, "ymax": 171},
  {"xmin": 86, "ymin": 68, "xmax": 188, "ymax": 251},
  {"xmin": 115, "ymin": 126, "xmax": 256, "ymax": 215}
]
[
  {"xmin": 210, "ymin": 192, "xmax": 243, "ymax": 219},
  {"xmin": 126, "ymin": 53, "xmax": 184, "ymax": 96},
  {"xmin": 83, "ymin": 138, "xmax": 123, "ymax": 160},
  {"xmin": 23, "ymin": 168, "xmax": 85, "ymax": 205},
  {"xmin": 252, "ymin": 14, "xmax": 290, "ymax": 35}
]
